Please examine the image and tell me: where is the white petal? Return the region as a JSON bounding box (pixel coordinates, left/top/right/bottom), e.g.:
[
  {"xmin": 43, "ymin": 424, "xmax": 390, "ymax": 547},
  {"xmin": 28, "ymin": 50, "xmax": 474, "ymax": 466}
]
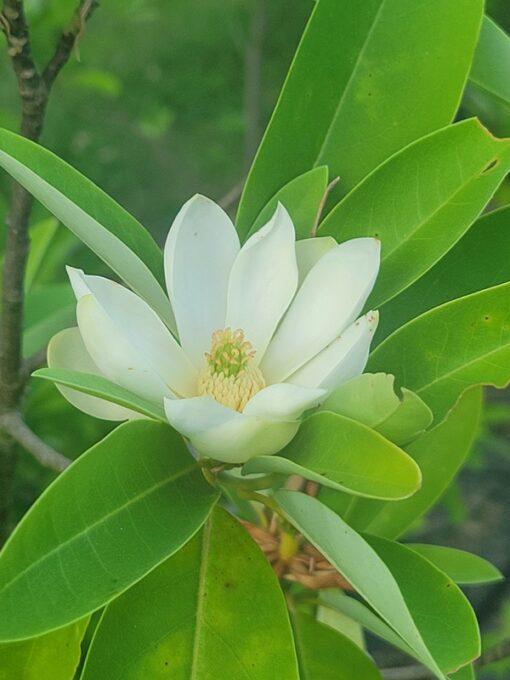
[
  {"xmin": 244, "ymin": 383, "xmax": 325, "ymax": 420},
  {"xmin": 296, "ymin": 236, "xmax": 336, "ymax": 286},
  {"xmin": 164, "ymin": 396, "xmax": 299, "ymax": 464},
  {"xmin": 71, "ymin": 271, "xmax": 197, "ymax": 400},
  {"xmin": 287, "ymin": 311, "xmax": 379, "ymax": 391},
  {"xmin": 164, "ymin": 195, "xmax": 240, "ymax": 368},
  {"xmin": 261, "ymin": 238, "xmax": 380, "ymax": 383},
  {"xmin": 225, "ymin": 203, "xmax": 298, "ymax": 361},
  {"xmin": 164, "ymin": 395, "xmax": 241, "ymax": 436},
  {"xmin": 47, "ymin": 327, "xmax": 137, "ymax": 421}
]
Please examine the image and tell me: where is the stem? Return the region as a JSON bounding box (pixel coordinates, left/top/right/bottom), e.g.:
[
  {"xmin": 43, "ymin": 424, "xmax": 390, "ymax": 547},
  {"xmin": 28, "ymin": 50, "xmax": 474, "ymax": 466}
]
[
  {"xmin": 310, "ymin": 176, "xmax": 340, "ymax": 237},
  {"xmin": 236, "ymin": 487, "xmax": 283, "ymax": 516},
  {"xmin": 218, "ymin": 470, "xmax": 278, "ymax": 490}
]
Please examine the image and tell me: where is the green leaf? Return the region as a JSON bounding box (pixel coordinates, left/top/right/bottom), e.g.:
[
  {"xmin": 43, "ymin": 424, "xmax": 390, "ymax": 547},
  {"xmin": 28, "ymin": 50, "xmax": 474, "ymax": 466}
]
[
  {"xmin": 319, "ymin": 589, "xmax": 416, "ymax": 660},
  {"xmin": 243, "ymin": 411, "xmax": 422, "ymax": 500},
  {"xmin": 0, "ymin": 128, "xmax": 175, "ymax": 331},
  {"xmin": 368, "ymin": 283, "xmax": 510, "ymax": 422},
  {"xmin": 24, "ymin": 217, "xmax": 59, "ymax": 291},
  {"xmin": 0, "ymin": 420, "xmax": 219, "ymax": 641},
  {"xmin": 377, "ymin": 206, "xmax": 510, "ymax": 344},
  {"xmin": 323, "ymin": 373, "xmax": 433, "ymax": 445},
  {"xmin": 275, "ymin": 490, "xmax": 446, "ymax": 678},
  {"xmin": 316, "ymin": 596, "xmax": 364, "ymax": 649},
  {"xmin": 246, "ymin": 167, "xmax": 328, "ymax": 240},
  {"xmin": 237, "ymin": 0, "xmax": 484, "ymax": 238},
  {"xmin": 0, "ymin": 618, "xmax": 88, "ymax": 680},
  {"xmin": 450, "ymin": 665, "xmax": 475, "ymax": 680},
  {"xmin": 34, "ymin": 368, "xmax": 166, "ymax": 422},
  {"xmin": 319, "ymin": 119, "xmax": 510, "ymax": 308},
  {"xmin": 407, "ymin": 544, "xmax": 503, "ymax": 585},
  {"xmin": 291, "ymin": 612, "xmax": 381, "ymax": 680},
  {"xmin": 82, "ymin": 508, "xmax": 299, "ymax": 679},
  {"xmin": 364, "ymin": 535, "xmax": 480, "ymax": 673},
  {"xmin": 348, "ymin": 387, "xmax": 482, "ymax": 538},
  {"xmin": 470, "ymin": 16, "xmax": 510, "ymax": 106},
  {"xmin": 22, "ymin": 283, "xmax": 75, "ymax": 357}
]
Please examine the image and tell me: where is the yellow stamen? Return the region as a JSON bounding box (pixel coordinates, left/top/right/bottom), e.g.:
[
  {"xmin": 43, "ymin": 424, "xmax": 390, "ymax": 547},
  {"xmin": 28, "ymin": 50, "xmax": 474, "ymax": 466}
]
[{"xmin": 198, "ymin": 328, "xmax": 265, "ymax": 411}]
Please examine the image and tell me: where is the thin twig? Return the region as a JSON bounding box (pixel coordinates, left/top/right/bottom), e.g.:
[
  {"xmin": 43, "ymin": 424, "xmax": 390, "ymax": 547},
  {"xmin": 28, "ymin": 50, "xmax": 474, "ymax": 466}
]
[
  {"xmin": 42, "ymin": 0, "xmax": 99, "ymax": 88},
  {"xmin": 0, "ymin": 412, "xmax": 71, "ymax": 472},
  {"xmin": 218, "ymin": 179, "xmax": 245, "ymax": 210},
  {"xmin": 21, "ymin": 345, "xmax": 47, "ymax": 380},
  {"xmin": 310, "ymin": 176, "xmax": 340, "ymax": 237}
]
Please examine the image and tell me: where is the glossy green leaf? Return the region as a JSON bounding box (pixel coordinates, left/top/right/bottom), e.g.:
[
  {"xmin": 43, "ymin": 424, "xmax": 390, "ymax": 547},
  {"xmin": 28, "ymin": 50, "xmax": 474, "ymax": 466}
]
[
  {"xmin": 377, "ymin": 206, "xmax": 510, "ymax": 343},
  {"xmin": 0, "ymin": 420, "xmax": 219, "ymax": 641},
  {"xmin": 243, "ymin": 411, "xmax": 422, "ymax": 499},
  {"xmin": 0, "ymin": 128, "xmax": 175, "ymax": 331},
  {"xmin": 316, "ymin": 589, "xmax": 366, "ymax": 649},
  {"xmin": 24, "ymin": 217, "xmax": 59, "ymax": 291},
  {"xmin": 246, "ymin": 167, "xmax": 328, "ymax": 240},
  {"xmin": 319, "ymin": 119, "xmax": 510, "ymax": 307},
  {"xmin": 34, "ymin": 368, "xmax": 166, "ymax": 422},
  {"xmin": 22, "ymin": 283, "xmax": 75, "ymax": 357},
  {"xmin": 291, "ymin": 612, "xmax": 381, "ymax": 680},
  {"xmin": 0, "ymin": 619, "xmax": 88, "ymax": 680},
  {"xmin": 323, "ymin": 373, "xmax": 432, "ymax": 445},
  {"xmin": 349, "ymin": 387, "xmax": 482, "ymax": 538},
  {"xmin": 408, "ymin": 544, "xmax": 503, "ymax": 585},
  {"xmin": 82, "ymin": 508, "xmax": 299, "ymax": 679},
  {"xmin": 364, "ymin": 535, "xmax": 480, "ymax": 673},
  {"xmin": 328, "ymin": 591, "xmax": 476, "ymax": 679},
  {"xmin": 237, "ymin": 0, "xmax": 484, "ymax": 238},
  {"xmin": 275, "ymin": 490, "xmax": 446, "ymax": 678},
  {"xmin": 319, "ymin": 589, "xmax": 416, "ymax": 660},
  {"xmin": 368, "ymin": 283, "xmax": 510, "ymax": 421},
  {"xmin": 470, "ymin": 16, "xmax": 510, "ymax": 106},
  {"xmin": 450, "ymin": 665, "xmax": 475, "ymax": 680}
]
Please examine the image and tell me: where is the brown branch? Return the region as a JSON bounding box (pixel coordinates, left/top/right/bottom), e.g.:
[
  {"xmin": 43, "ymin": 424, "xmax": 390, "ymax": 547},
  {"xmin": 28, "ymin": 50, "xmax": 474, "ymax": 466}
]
[
  {"xmin": 0, "ymin": 0, "xmax": 97, "ymax": 539},
  {"xmin": 0, "ymin": 413, "xmax": 71, "ymax": 472}
]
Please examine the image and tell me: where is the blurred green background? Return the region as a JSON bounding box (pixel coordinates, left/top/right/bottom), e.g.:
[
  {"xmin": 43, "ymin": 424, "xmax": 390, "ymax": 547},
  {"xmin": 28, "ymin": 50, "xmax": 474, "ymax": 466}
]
[{"xmin": 1, "ymin": 0, "xmax": 510, "ymax": 677}]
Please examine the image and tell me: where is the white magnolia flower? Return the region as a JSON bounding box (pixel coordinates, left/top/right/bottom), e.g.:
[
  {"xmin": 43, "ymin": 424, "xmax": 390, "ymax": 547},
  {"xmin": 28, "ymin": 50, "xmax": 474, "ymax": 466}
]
[{"xmin": 48, "ymin": 196, "xmax": 380, "ymax": 463}]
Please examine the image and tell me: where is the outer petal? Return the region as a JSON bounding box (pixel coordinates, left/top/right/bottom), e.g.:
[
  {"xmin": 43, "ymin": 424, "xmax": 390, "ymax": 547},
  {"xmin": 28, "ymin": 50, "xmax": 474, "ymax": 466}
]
[
  {"xmin": 164, "ymin": 396, "xmax": 299, "ymax": 464},
  {"xmin": 69, "ymin": 268, "xmax": 197, "ymax": 400},
  {"xmin": 296, "ymin": 236, "xmax": 336, "ymax": 286},
  {"xmin": 225, "ymin": 203, "xmax": 298, "ymax": 361},
  {"xmin": 164, "ymin": 195, "xmax": 240, "ymax": 368},
  {"xmin": 244, "ymin": 383, "xmax": 325, "ymax": 419},
  {"xmin": 286, "ymin": 311, "xmax": 379, "ymax": 391},
  {"xmin": 261, "ymin": 238, "xmax": 380, "ymax": 383},
  {"xmin": 163, "ymin": 395, "xmax": 240, "ymax": 437},
  {"xmin": 47, "ymin": 327, "xmax": 137, "ymax": 421}
]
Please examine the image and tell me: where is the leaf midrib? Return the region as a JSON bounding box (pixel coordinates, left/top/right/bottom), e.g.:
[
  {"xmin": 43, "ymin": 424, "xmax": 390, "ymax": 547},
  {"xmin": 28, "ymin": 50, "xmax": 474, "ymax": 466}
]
[
  {"xmin": 190, "ymin": 518, "xmax": 211, "ymax": 679},
  {"xmin": 0, "ymin": 462, "xmax": 198, "ymax": 601}
]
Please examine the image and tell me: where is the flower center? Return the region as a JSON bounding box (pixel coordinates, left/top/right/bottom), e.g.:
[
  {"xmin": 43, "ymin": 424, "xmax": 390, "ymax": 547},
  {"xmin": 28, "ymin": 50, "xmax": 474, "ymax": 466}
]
[{"xmin": 197, "ymin": 328, "xmax": 265, "ymax": 411}]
